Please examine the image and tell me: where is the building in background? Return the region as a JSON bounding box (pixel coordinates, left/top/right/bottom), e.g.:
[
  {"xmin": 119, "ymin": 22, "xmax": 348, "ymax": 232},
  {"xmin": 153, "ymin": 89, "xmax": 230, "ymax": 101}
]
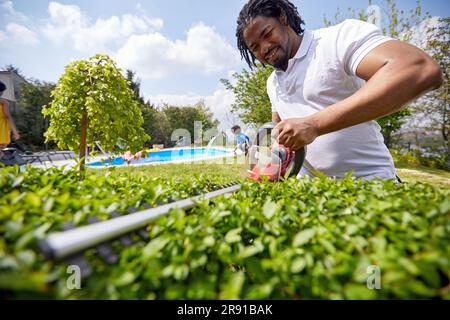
[{"xmin": 0, "ymin": 70, "xmax": 28, "ymax": 113}]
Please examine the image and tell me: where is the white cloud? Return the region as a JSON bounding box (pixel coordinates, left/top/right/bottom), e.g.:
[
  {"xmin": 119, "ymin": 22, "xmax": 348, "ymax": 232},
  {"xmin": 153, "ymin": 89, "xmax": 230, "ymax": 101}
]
[
  {"xmin": 2, "ymin": 0, "xmax": 14, "ymax": 13},
  {"xmin": 0, "ymin": 1, "xmax": 36, "ymax": 45},
  {"xmin": 42, "ymin": 2, "xmax": 85, "ymax": 43},
  {"xmin": 2, "ymin": 0, "xmax": 29, "ymax": 22},
  {"xmin": 6, "ymin": 22, "xmax": 39, "ymax": 46},
  {"xmin": 42, "ymin": 1, "xmax": 163, "ymax": 52},
  {"xmin": 32, "ymin": 2, "xmax": 240, "ymax": 79},
  {"xmin": 147, "ymin": 86, "xmax": 237, "ymax": 130},
  {"xmin": 206, "ymin": 88, "xmax": 237, "ymax": 127},
  {"xmin": 115, "ymin": 22, "xmax": 241, "ymax": 79}
]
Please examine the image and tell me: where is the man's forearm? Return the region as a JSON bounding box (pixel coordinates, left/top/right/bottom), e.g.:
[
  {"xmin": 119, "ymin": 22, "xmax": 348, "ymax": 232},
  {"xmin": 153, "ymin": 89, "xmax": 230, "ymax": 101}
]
[{"xmin": 311, "ymin": 51, "xmax": 442, "ymax": 136}]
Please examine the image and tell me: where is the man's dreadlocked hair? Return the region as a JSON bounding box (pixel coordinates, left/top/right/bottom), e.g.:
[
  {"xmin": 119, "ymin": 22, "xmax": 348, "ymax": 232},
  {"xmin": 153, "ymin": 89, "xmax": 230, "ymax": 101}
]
[{"xmin": 236, "ymin": 0, "xmax": 305, "ymax": 68}]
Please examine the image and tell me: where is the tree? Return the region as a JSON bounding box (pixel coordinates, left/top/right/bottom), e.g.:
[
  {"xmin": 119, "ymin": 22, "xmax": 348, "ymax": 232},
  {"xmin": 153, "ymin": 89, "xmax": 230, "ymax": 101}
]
[
  {"xmin": 16, "ymin": 80, "xmax": 55, "ymax": 148},
  {"xmin": 42, "ymin": 54, "xmax": 149, "ymax": 172},
  {"xmin": 407, "ymin": 17, "xmax": 449, "ymax": 160},
  {"xmin": 425, "ymin": 17, "xmax": 449, "ymax": 158},
  {"xmin": 162, "ymin": 101, "xmax": 219, "ymax": 146},
  {"xmin": 125, "ymin": 69, "xmax": 145, "ymax": 105},
  {"xmin": 140, "ymin": 102, "xmax": 172, "ymax": 147},
  {"xmin": 323, "ymin": 0, "xmax": 429, "ymax": 148},
  {"xmin": 123, "ymin": 70, "xmax": 219, "ymax": 147},
  {"xmin": 124, "ymin": 70, "xmax": 165, "ymax": 146},
  {"xmin": 221, "ymin": 64, "xmax": 273, "ymax": 125}
]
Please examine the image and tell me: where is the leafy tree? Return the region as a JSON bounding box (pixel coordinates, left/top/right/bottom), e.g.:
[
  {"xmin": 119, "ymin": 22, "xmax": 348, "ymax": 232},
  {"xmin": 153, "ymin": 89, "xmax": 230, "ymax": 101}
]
[
  {"xmin": 403, "ymin": 17, "xmax": 449, "ymax": 162},
  {"xmin": 16, "ymin": 80, "xmax": 55, "ymax": 148},
  {"xmin": 125, "ymin": 69, "xmax": 145, "ymax": 105},
  {"xmin": 221, "ymin": 64, "xmax": 273, "ymax": 125},
  {"xmin": 124, "ymin": 70, "xmax": 165, "ymax": 146},
  {"xmin": 123, "ymin": 70, "xmax": 219, "ymax": 147},
  {"xmin": 140, "ymin": 102, "xmax": 172, "ymax": 147},
  {"xmin": 42, "ymin": 54, "xmax": 149, "ymax": 172},
  {"xmin": 424, "ymin": 17, "xmax": 449, "ymax": 158},
  {"xmin": 324, "ymin": 0, "xmax": 430, "ymax": 147},
  {"xmin": 162, "ymin": 100, "xmax": 219, "ymax": 146},
  {"xmin": 124, "ymin": 69, "xmax": 184, "ymax": 147}
]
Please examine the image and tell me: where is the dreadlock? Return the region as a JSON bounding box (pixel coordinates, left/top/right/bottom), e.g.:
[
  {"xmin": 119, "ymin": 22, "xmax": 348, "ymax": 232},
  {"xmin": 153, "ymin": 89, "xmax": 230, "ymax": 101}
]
[{"xmin": 236, "ymin": 0, "xmax": 305, "ymax": 68}]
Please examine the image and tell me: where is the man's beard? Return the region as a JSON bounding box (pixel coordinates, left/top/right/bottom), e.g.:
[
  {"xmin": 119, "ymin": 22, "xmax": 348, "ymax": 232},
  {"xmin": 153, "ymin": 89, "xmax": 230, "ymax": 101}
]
[{"xmin": 272, "ymin": 51, "xmax": 289, "ymax": 70}]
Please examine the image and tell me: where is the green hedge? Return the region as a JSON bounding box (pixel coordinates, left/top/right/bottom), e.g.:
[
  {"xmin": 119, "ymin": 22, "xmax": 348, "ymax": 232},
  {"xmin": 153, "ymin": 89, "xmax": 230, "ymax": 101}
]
[
  {"xmin": 391, "ymin": 149, "xmax": 449, "ymax": 171},
  {"xmin": 0, "ymin": 165, "xmax": 449, "ymax": 299}
]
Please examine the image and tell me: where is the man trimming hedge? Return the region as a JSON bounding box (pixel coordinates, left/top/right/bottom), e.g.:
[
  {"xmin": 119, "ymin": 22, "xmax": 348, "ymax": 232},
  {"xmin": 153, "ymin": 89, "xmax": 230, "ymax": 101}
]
[{"xmin": 235, "ymin": 0, "xmax": 442, "ymax": 181}]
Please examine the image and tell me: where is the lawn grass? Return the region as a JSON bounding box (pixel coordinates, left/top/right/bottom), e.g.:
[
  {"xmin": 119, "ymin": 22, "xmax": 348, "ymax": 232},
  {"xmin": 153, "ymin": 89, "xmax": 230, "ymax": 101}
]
[
  {"xmin": 391, "ymin": 153, "xmax": 450, "ymax": 186},
  {"xmin": 89, "ymin": 155, "xmax": 449, "ymax": 187},
  {"xmin": 90, "ymin": 157, "xmax": 248, "ymax": 183},
  {"xmin": 396, "ymin": 165, "xmax": 450, "ymax": 187}
]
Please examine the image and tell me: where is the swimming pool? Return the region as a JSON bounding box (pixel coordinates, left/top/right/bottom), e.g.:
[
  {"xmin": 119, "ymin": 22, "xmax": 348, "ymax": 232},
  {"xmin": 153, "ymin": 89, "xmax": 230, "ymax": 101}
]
[{"xmin": 87, "ymin": 148, "xmax": 231, "ymax": 167}]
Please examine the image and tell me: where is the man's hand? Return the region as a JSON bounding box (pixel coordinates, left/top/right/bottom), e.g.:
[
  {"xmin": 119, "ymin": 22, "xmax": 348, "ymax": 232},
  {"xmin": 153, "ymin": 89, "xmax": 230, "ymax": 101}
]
[
  {"xmin": 13, "ymin": 132, "xmax": 20, "ymax": 141},
  {"xmin": 272, "ymin": 117, "xmax": 319, "ymax": 151}
]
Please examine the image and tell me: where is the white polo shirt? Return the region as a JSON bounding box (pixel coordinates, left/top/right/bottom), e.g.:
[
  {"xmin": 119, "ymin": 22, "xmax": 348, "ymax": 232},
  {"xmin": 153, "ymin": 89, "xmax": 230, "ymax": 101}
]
[{"xmin": 267, "ymin": 19, "xmax": 398, "ymax": 180}]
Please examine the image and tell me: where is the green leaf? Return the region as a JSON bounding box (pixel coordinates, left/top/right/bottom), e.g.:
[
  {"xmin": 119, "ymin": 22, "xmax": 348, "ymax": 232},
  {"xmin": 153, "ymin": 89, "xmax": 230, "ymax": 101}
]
[
  {"xmin": 291, "ymin": 257, "xmax": 306, "ymax": 274},
  {"xmin": 142, "ymin": 237, "xmax": 170, "ymax": 260},
  {"xmin": 219, "ymin": 272, "xmax": 245, "ymax": 299},
  {"xmin": 114, "ymin": 271, "xmax": 136, "ymax": 287},
  {"xmin": 318, "ymin": 238, "xmax": 336, "ymax": 254},
  {"xmin": 225, "ymin": 228, "xmax": 242, "ymax": 244},
  {"xmin": 203, "ymin": 235, "xmax": 215, "ymax": 247},
  {"xmin": 262, "ymin": 198, "xmax": 278, "ymax": 219},
  {"xmin": 25, "ymin": 193, "xmax": 41, "ymax": 208},
  {"xmin": 293, "ymin": 229, "xmax": 315, "ymax": 247},
  {"xmin": 344, "ymin": 284, "xmax": 377, "ymax": 300}
]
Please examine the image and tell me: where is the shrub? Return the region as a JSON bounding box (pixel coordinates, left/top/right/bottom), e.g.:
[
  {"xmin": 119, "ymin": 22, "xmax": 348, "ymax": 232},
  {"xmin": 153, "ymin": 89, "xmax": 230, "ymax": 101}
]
[
  {"xmin": 0, "ymin": 166, "xmax": 449, "ymax": 299},
  {"xmin": 391, "ymin": 149, "xmax": 449, "ymax": 171}
]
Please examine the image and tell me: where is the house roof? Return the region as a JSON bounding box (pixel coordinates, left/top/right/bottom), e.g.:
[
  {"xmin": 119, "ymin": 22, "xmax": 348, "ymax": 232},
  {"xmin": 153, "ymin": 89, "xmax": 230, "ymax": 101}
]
[{"xmin": 0, "ymin": 70, "xmax": 28, "ymax": 84}]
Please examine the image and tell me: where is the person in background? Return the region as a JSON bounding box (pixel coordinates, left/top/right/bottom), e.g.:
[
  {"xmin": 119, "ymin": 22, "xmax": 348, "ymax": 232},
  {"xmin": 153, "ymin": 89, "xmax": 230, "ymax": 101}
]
[
  {"xmin": 0, "ymin": 81, "xmax": 20, "ymax": 156},
  {"xmin": 231, "ymin": 125, "xmax": 252, "ymax": 155}
]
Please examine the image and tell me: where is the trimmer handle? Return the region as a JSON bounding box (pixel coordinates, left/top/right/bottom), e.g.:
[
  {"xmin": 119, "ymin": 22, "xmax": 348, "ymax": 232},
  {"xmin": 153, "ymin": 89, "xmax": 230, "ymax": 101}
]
[{"xmin": 255, "ymin": 122, "xmax": 306, "ymax": 178}]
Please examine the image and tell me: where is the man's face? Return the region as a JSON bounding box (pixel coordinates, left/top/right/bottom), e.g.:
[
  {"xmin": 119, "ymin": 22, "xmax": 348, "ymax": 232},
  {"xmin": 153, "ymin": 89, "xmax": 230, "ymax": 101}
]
[{"xmin": 243, "ymin": 15, "xmax": 293, "ymax": 71}]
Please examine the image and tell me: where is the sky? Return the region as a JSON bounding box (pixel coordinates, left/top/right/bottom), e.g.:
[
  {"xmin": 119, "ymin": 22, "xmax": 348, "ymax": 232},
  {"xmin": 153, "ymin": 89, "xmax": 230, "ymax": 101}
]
[{"xmin": 0, "ymin": 0, "xmax": 449, "ymax": 129}]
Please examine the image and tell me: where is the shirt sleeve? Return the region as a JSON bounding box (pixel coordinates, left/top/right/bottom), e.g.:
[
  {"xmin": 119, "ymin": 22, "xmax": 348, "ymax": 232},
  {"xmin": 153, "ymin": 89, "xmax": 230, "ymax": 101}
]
[{"xmin": 335, "ymin": 19, "xmax": 393, "ymax": 76}]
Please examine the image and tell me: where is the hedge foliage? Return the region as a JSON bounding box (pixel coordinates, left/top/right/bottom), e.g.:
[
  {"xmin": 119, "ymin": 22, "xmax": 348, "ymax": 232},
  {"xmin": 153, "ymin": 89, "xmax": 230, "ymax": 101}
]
[{"xmin": 0, "ymin": 165, "xmax": 449, "ymax": 299}]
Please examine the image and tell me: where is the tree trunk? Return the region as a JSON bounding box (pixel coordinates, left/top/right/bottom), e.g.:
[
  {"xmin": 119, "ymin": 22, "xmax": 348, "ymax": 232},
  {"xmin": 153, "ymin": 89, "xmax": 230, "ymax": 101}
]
[{"xmin": 79, "ymin": 110, "xmax": 88, "ymax": 176}]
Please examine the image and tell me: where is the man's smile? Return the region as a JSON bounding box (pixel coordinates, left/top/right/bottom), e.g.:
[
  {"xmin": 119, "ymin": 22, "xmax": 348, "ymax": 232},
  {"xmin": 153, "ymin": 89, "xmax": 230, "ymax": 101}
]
[{"xmin": 265, "ymin": 46, "xmax": 279, "ymax": 62}]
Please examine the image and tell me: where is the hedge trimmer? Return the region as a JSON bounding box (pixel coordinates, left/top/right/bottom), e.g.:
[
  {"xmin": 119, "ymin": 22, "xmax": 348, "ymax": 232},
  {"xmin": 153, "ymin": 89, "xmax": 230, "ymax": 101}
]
[
  {"xmin": 248, "ymin": 122, "xmax": 306, "ymax": 182},
  {"xmin": 39, "ymin": 122, "xmax": 308, "ymax": 269}
]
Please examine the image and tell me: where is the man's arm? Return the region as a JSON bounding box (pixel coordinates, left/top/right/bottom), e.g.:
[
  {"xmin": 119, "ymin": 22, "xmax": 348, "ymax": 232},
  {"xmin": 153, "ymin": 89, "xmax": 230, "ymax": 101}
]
[
  {"xmin": 1, "ymin": 100, "xmax": 20, "ymax": 141},
  {"xmin": 314, "ymin": 40, "xmax": 442, "ymax": 135},
  {"xmin": 275, "ymin": 40, "xmax": 442, "ymax": 151}
]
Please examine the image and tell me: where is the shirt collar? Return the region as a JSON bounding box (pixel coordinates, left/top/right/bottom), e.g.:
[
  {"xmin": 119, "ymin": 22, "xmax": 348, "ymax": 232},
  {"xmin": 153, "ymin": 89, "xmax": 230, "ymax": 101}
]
[
  {"xmin": 276, "ymin": 30, "xmax": 313, "ymax": 74},
  {"xmin": 293, "ymin": 30, "xmax": 312, "ymax": 60}
]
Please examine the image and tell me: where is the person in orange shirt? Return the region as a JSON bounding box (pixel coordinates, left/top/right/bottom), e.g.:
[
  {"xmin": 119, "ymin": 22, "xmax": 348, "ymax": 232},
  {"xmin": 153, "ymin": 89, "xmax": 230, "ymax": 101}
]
[{"xmin": 0, "ymin": 81, "xmax": 20, "ymax": 156}]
